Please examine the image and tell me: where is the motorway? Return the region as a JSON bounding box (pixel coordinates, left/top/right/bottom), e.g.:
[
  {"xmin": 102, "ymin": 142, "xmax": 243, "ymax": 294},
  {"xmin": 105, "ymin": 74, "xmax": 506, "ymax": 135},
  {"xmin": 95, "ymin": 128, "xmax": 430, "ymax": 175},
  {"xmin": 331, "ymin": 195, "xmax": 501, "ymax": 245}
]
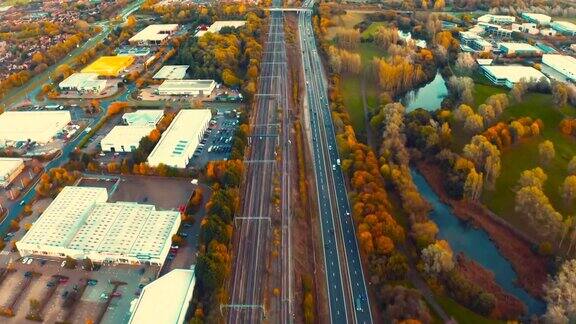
[
  {"xmin": 227, "ymin": 1, "xmax": 290, "ymax": 322},
  {"xmin": 298, "ymin": 1, "xmax": 373, "ymax": 323}
]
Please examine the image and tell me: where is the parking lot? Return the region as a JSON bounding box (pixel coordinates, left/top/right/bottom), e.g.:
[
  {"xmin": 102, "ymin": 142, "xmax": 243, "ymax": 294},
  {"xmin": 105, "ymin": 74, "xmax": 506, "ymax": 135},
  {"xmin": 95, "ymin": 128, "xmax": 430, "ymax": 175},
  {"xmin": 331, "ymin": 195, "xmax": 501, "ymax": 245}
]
[
  {"xmin": 189, "ymin": 108, "xmax": 240, "ymax": 168},
  {"xmin": 0, "ymin": 257, "xmax": 159, "ymax": 324}
]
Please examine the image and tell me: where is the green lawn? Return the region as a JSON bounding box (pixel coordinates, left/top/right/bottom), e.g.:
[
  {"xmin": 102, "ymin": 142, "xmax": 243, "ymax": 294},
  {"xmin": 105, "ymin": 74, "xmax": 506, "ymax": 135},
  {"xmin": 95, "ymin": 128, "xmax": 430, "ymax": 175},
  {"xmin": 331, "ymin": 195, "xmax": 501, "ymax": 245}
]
[
  {"xmin": 361, "ymin": 22, "xmax": 387, "ymax": 39},
  {"xmin": 481, "ymin": 93, "xmax": 576, "ymax": 237},
  {"xmin": 436, "ymin": 295, "xmax": 504, "ymax": 324},
  {"xmin": 474, "ymin": 83, "xmax": 505, "ymax": 106},
  {"xmin": 359, "ymin": 42, "xmax": 384, "ymax": 63}
]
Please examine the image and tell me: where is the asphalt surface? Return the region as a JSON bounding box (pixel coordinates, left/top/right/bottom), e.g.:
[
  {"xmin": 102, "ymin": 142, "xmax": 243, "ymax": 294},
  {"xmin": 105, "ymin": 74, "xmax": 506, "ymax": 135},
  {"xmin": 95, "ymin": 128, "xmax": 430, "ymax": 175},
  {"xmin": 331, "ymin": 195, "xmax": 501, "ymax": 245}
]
[
  {"xmin": 298, "ymin": 1, "xmax": 373, "ymax": 323},
  {"xmin": 227, "ymin": 2, "xmax": 288, "ymax": 323}
]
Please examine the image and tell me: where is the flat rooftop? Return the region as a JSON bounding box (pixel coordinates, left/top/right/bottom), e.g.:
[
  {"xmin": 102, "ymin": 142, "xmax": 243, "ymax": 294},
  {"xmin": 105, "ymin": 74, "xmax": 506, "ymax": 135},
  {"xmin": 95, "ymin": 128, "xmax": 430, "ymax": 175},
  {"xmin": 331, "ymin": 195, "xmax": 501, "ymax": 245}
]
[
  {"xmin": 483, "ymin": 65, "xmax": 548, "ymax": 83},
  {"xmin": 18, "ymin": 186, "xmax": 180, "ymax": 262},
  {"xmin": 0, "ymin": 157, "xmax": 24, "ymax": 181},
  {"xmin": 153, "ymin": 65, "xmax": 189, "ymax": 80},
  {"xmin": 129, "ymin": 24, "xmax": 178, "ymax": 43},
  {"xmin": 123, "ymin": 110, "xmax": 164, "ymax": 126},
  {"xmin": 498, "ymin": 42, "xmax": 541, "ymax": 52},
  {"xmin": 82, "ymin": 56, "xmax": 135, "ymax": 77},
  {"xmin": 0, "ymin": 111, "xmax": 71, "ymax": 144},
  {"xmin": 196, "ymin": 20, "xmax": 246, "ymax": 37},
  {"xmin": 128, "ymin": 268, "xmax": 196, "ymax": 324},
  {"xmin": 101, "ymin": 126, "xmax": 154, "ymax": 145},
  {"xmin": 158, "ymin": 80, "xmax": 216, "ymax": 92},
  {"xmin": 59, "ymin": 73, "xmax": 99, "ymax": 87}
]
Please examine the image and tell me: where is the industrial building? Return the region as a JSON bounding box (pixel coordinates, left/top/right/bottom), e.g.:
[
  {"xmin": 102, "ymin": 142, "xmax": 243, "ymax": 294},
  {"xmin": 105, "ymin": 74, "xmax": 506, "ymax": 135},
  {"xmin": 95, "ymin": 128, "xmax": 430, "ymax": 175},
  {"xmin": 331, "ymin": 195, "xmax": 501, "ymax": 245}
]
[
  {"xmin": 542, "ymin": 54, "xmax": 576, "ymax": 82},
  {"xmin": 153, "ymin": 65, "xmax": 189, "ymax": 80},
  {"xmin": 0, "ymin": 111, "xmax": 71, "ymax": 146},
  {"xmin": 122, "ymin": 110, "xmax": 164, "ymax": 127},
  {"xmin": 481, "ymin": 65, "xmax": 548, "ymax": 88},
  {"xmin": 498, "ymin": 42, "xmax": 542, "ymax": 56},
  {"xmin": 17, "ymin": 186, "xmax": 181, "ymax": 266},
  {"xmin": 157, "ymin": 80, "xmax": 216, "ymax": 96},
  {"xmin": 195, "ymin": 20, "xmax": 246, "ymax": 37},
  {"xmin": 81, "ymin": 56, "xmax": 135, "ymax": 77},
  {"xmin": 0, "ymin": 157, "xmax": 24, "ymax": 188},
  {"xmin": 128, "ymin": 268, "xmax": 196, "ymax": 324},
  {"xmin": 129, "ymin": 24, "xmax": 179, "ymax": 45},
  {"xmin": 521, "ymin": 13, "xmax": 551, "ymax": 25},
  {"xmin": 147, "ymin": 109, "xmax": 211, "ymax": 168},
  {"xmin": 459, "ymin": 31, "xmax": 493, "ymax": 52},
  {"xmin": 511, "ymin": 23, "xmax": 539, "ymax": 35},
  {"xmin": 100, "ymin": 126, "xmax": 154, "ymax": 152},
  {"xmin": 58, "ymin": 73, "xmax": 107, "ymax": 94},
  {"xmin": 477, "ymin": 14, "xmax": 516, "ymax": 25},
  {"xmin": 551, "ymin": 21, "xmax": 576, "ymax": 36}
]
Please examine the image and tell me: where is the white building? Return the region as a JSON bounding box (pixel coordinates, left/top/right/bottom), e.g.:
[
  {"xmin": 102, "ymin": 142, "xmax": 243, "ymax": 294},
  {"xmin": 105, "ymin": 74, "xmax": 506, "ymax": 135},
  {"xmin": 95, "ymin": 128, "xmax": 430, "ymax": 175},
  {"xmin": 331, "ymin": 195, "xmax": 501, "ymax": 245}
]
[
  {"xmin": 58, "ymin": 73, "xmax": 107, "ymax": 94},
  {"xmin": 521, "ymin": 13, "xmax": 551, "ymax": 26},
  {"xmin": 551, "ymin": 21, "xmax": 576, "ymax": 36},
  {"xmin": 542, "ymin": 54, "xmax": 576, "ymax": 82},
  {"xmin": 157, "ymin": 80, "xmax": 216, "ymax": 97},
  {"xmin": 195, "ymin": 20, "xmax": 246, "ymax": 37},
  {"xmin": 128, "ymin": 268, "xmax": 196, "ymax": 324},
  {"xmin": 0, "ymin": 111, "xmax": 71, "ymax": 146},
  {"xmin": 0, "ymin": 157, "xmax": 24, "ymax": 188},
  {"xmin": 122, "ymin": 110, "xmax": 164, "ymax": 127},
  {"xmin": 481, "ymin": 65, "xmax": 548, "ymax": 88},
  {"xmin": 147, "ymin": 109, "xmax": 211, "ymax": 169},
  {"xmin": 459, "ymin": 31, "xmax": 493, "ymax": 52},
  {"xmin": 540, "ymin": 28, "xmax": 557, "ymax": 37},
  {"xmin": 129, "ymin": 24, "xmax": 179, "ymax": 45},
  {"xmin": 498, "ymin": 42, "xmax": 542, "ymax": 56},
  {"xmin": 17, "ymin": 186, "xmax": 181, "ymax": 266},
  {"xmin": 153, "ymin": 65, "xmax": 189, "ymax": 80},
  {"xmin": 100, "ymin": 126, "xmax": 154, "ymax": 152},
  {"xmin": 477, "ymin": 14, "xmax": 516, "ymax": 25},
  {"xmin": 512, "ymin": 23, "xmax": 539, "ymax": 35}
]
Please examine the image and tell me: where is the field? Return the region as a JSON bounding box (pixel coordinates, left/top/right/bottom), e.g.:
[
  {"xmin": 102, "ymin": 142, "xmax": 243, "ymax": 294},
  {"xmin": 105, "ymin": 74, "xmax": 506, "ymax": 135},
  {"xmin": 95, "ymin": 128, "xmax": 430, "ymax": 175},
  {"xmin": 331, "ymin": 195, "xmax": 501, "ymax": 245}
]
[
  {"xmin": 361, "ymin": 22, "xmax": 387, "ymax": 38},
  {"xmin": 326, "ymin": 11, "xmax": 367, "ymax": 40},
  {"xmin": 481, "ymin": 92, "xmax": 576, "ymax": 237},
  {"xmin": 436, "ymin": 295, "xmax": 504, "ymax": 324}
]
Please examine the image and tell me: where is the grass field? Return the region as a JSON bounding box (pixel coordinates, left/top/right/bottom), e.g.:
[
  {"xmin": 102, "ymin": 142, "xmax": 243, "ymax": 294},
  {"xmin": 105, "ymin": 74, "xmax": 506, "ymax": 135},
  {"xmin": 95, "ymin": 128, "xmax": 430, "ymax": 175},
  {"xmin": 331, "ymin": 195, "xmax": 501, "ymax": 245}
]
[
  {"xmin": 361, "ymin": 22, "xmax": 387, "ymax": 39},
  {"xmin": 326, "ymin": 11, "xmax": 367, "ymax": 40},
  {"xmin": 481, "ymin": 93, "xmax": 576, "ymax": 237},
  {"xmin": 436, "ymin": 295, "xmax": 504, "ymax": 324}
]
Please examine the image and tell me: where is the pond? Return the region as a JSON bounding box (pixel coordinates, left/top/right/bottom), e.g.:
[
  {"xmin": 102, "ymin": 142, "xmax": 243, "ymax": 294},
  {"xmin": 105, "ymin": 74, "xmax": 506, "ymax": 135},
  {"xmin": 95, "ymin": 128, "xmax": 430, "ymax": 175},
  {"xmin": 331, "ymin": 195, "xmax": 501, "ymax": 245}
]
[
  {"xmin": 410, "ymin": 169, "xmax": 546, "ymax": 316},
  {"xmin": 402, "ymin": 72, "xmax": 448, "ymax": 112}
]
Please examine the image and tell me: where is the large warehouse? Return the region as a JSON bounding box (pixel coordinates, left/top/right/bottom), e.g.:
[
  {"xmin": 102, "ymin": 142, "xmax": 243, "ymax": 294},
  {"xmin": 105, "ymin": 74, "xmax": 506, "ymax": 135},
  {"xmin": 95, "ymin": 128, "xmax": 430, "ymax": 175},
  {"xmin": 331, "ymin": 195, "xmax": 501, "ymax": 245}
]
[
  {"xmin": 482, "ymin": 65, "xmax": 548, "ymax": 88},
  {"xmin": 0, "ymin": 157, "xmax": 24, "ymax": 188},
  {"xmin": 157, "ymin": 80, "xmax": 216, "ymax": 96},
  {"xmin": 542, "ymin": 54, "xmax": 576, "ymax": 82},
  {"xmin": 153, "ymin": 65, "xmax": 189, "ymax": 80},
  {"xmin": 147, "ymin": 109, "xmax": 211, "ymax": 169},
  {"xmin": 100, "ymin": 126, "xmax": 154, "ymax": 152},
  {"xmin": 122, "ymin": 110, "xmax": 164, "ymax": 127},
  {"xmin": 17, "ymin": 186, "xmax": 181, "ymax": 266},
  {"xmin": 0, "ymin": 111, "xmax": 71, "ymax": 146},
  {"xmin": 128, "ymin": 268, "xmax": 196, "ymax": 324},
  {"xmin": 81, "ymin": 56, "xmax": 135, "ymax": 77},
  {"xmin": 58, "ymin": 73, "xmax": 107, "ymax": 94},
  {"xmin": 129, "ymin": 24, "xmax": 178, "ymax": 45}
]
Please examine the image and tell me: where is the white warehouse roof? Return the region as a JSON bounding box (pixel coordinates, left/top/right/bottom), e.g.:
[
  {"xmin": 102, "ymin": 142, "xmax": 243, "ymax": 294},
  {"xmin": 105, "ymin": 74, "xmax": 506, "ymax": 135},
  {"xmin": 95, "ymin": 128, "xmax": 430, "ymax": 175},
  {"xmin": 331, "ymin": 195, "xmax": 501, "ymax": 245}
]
[
  {"xmin": 122, "ymin": 110, "xmax": 164, "ymax": 127},
  {"xmin": 0, "ymin": 111, "xmax": 71, "ymax": 146},
  {"xmin": 157, "ymin": 80, "xmax": 216, "ymax": 96},
  {"xmin": 522, "ymin": 13, "xmax": 551, "ymax": 24},
  {"xmin": 153, "ymin": 65, "xmax": 189, "ymax": 80},
  {"xmin": 542, "ymin": 54, "xmax": 576, "ymax": 82},
  {"xmin": 0, "ymin": 157, "xmax": 24, "ymax": 187},
  {"xmin": 195, "ymin": 20, "xmax": 246, "ymax": 37},
  {"xmin": 498, "ymin": 42, "xmax": 542, "ymax": 53},
  {"xmin": 482, "ymin": 65, "xmax": 548, "ymax": 88},
  {"xmin": 100, "ymin": 126, "xmax": 154, "ymax": 152},
  {"xmin": 129, "ymin": 24, "xmax": 178, "ymax": 43},
  {"xmin": 147, "ymin": 109, "xmax": 212, "ymax": 169},
  {"xmin": 128, "ymin": 268, "xmax": 196, "ymax": 324},
  {"xmin": 17, "ymin": 186, "xmax": 181, "ymax": 266}
]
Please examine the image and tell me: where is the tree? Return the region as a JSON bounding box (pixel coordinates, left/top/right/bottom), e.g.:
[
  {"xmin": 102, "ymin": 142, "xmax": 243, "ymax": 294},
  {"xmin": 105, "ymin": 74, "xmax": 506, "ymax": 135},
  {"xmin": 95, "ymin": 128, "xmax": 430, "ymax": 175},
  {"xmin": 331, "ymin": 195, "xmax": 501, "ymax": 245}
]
[
  {"xmin": 464, "ymin": 114, "xmax": 484, "ymax": 134},
  {"xmin": 454, "ymin": 104, "xmax": 473, "ymax": 123},
  {"xmin": 569, "ymin": 157, "xmax": 576, "ymax": 176},
  {"xmin": 421, "ymin": 240, "xmax": 454, "ymax": 274},
  {"xmin": 463, "ymin": 167, "xmax": 483, "ymax": 201},
  {"xmin": 553, "ymin": 82, "xmax": 569, "ymax": 107},
  {"xmin": 543, "ymin": 259, "xmax": 576, "ymax": 323},
  {"xmin": 561, "ymin": 175, "xmax": 576, "ymax": 205},
  {"xmin": 511, "ymin": 79, "xmax": 528, "ymax": 102},
  {"xmin": 515, "ymin": 186, "xmax": 562, "ymax": 239},
  {"xmin": 539, "ymin": 140, "xmax": 556, "ymax": 166},
  {"xmin": 454, "ymin": 52, "xmax": 476, "ymax": 75},
  {"xmin": 518, "ymin": 167, "xmax": 548, "ymax": 190},
  {"xmin": 411, "ymin": 221, "xmax": 439, "ymax": 247},
  {"xmin": 478, "ymin": 104, "xmax": 496, "ymax": 124}
]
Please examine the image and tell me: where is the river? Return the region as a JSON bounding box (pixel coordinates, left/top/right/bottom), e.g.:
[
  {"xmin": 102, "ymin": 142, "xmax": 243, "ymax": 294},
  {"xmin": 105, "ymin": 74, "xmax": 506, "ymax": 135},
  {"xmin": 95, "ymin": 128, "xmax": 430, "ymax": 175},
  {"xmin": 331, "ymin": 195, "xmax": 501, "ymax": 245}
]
[
  {"xmin": 410, "ymin": 169, "xmax": 546, "ymax": 316},
  {"xmin": 402, "ymin": 72, "xmax": 448, "ymax": 112}
]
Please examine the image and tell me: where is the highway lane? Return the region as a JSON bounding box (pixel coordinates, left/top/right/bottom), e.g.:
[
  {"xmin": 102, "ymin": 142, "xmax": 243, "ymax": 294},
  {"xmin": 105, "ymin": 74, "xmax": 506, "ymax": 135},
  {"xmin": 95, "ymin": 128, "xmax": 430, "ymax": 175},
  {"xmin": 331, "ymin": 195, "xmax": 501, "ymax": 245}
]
[
  {"xmin": 298, "ymin": 0, "xmax": 373, "ymax": 323},
  {"xmin": 228, "ymin": 4, "xmax": 288, "ymax": 323}
]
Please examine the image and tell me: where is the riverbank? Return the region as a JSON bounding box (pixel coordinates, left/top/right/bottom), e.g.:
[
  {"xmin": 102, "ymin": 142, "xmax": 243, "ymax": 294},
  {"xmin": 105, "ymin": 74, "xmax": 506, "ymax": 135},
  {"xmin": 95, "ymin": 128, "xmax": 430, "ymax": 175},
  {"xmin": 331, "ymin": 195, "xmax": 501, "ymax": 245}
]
[{"xmin": 416, "ymin": 160, "xmax": 548, "ymax": 298}]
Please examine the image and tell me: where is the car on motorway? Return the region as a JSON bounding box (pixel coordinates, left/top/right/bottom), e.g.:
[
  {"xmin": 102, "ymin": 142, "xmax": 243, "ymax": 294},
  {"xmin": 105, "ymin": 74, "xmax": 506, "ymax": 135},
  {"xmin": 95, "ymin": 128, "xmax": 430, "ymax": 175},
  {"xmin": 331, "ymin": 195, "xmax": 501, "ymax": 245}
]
[
  {"xmin": 356, "ymin": 297, "xmax": 363, "ymax": 311},
  {"xmin": 19, "ymin": 200, "xmax": 25, "ymax": 206}
]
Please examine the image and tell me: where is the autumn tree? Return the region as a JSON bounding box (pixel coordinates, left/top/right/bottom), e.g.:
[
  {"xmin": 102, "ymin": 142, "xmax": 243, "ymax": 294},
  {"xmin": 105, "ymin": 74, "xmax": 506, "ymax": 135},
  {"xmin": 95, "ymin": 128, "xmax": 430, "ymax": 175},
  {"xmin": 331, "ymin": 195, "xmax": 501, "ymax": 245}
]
[
  {"xmin": 539, "ymin": 140, "xmax": 556, "ymax": 166},
  {"xmin": 463, "ymin": 167, "xmax": 483, "ymax": 201},
  {"xmin": 421, "ymin": 240, "xmax": 454, "ymax": 274},
  {"xmin": 543, "ymin": 259, "xmax": 576, "ymax": 323},
  {"xmin": 454, "ymin": 52, "xmax": 476, "ymax": 75},
  {"xmin": 560, "ymin": 175, "xmax": 576, "ymax": 205},
  {"xmin": 568, "ymin": 156, "xmax": 576, "ymax": 175},
  {"xmin": 553, "ymin": 81, "xmax": 569, "ymax": 107},
  {"xmin": 463, "ymin": 135, "xmax": 501, "ymax": 189},
  {"xmin": 515, "ymin": 186, "xmax": 562, "ymax": 239},
  {"xmin": 518, "ymin": 167, "xmax": 548, "ymax": 190}
]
